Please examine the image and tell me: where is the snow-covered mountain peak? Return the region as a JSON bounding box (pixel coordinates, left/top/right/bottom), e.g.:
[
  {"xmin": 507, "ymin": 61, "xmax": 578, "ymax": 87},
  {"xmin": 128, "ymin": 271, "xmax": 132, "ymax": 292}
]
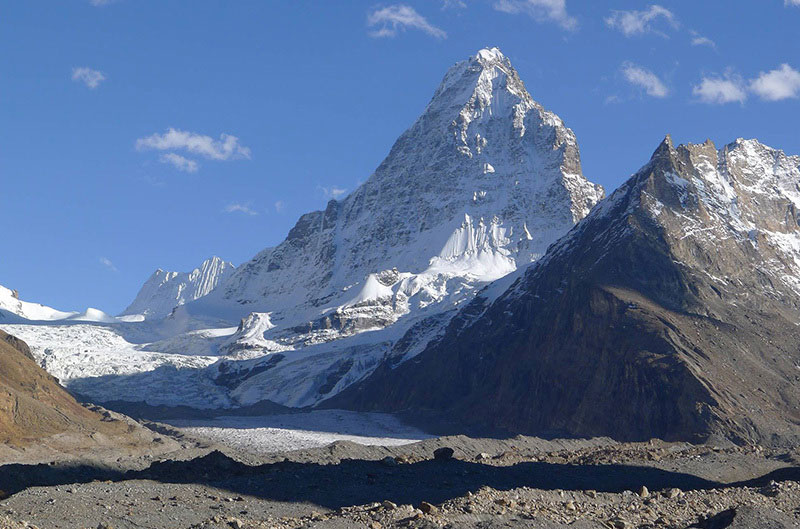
[
  {"xmin": 5, "ymin": 49, "xmax": 605, "ymax": 411},
  {"xmin": 121, "ymin": 256, "xmax": 235, "ymax": 319},
  {"xmin": 432, "ymin": 46, "xmax": 518, "ymax": 102},
  {"xmin": 425, "ymin": 47, "xmax": 539, "ymax": 144},
  {"xmin": 204, "ymin": 49, "xmax": 604, "ymax": 319},
  {"xmin": 475, "ymin": 46, "xmax": 505, "ymax": 62}
]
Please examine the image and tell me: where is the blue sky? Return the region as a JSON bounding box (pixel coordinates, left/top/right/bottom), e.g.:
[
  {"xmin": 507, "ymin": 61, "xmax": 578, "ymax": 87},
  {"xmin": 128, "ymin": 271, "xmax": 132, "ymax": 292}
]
[{"xmin": 2, "ymin": 1, "xmax": 799, "ymax": 314}]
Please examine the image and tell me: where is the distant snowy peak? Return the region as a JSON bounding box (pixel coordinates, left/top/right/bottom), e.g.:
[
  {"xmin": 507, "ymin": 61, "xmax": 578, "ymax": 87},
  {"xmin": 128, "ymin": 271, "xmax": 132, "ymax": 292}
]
[
  {"xmin": 0, "ymin": 284, "xmax": 74, "ymax": 321},
  {"xmin": 0, "ymin": 284, "xmax": 114, "ymax": 323},
  {"xmin": 121, "ymin": 256, "xmax": 235, "ymax": 319}
]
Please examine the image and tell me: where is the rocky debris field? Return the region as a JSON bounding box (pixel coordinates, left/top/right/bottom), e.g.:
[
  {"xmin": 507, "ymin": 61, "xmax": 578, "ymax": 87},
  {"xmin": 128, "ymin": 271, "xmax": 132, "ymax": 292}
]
[{"xmin": 0, "ymin": 428, "xmax": 798, "ymax": 528}]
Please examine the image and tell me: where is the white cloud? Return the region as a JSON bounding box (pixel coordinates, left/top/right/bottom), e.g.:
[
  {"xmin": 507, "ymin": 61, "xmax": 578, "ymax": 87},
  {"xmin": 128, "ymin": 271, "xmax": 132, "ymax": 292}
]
[
  {"xmin": 223, "ymin": 203, "xmax": 258, "ymax": 216},
  {"xmin": 274, "ymin": 200, "xmax": 285, "ymax": 213},
  {"xmin": 159, "ymin": 153, "xmax": 199, "ymax": 173},
  {"xmin": 320, "ymin": 186, "xmax": 347, "ymax": 200},
  {"xmin": 621, "ymin": 63, "xmax": 669, "ymax": 98},
  {"xmin": 605, "ymin": 5, "xmax": 677, "ymax": 37},
  {"xmin": 367, "ymin": 5, "xmax": 447, "ymax": 39},
  {"xmin": 71, "ymin": 67, "xmax": 106, "ymax": 89},
  {"xmin": 493, "ymin": 0, "xmax": 577, "ymax": 31},
  {"xmin": 691, "ymin": 36, "xmax": 715, "ymax": 47},
  {"xmin": 786, "ymin": 0, "xmax": 800, "ymax": 6},
  {"xmin": 136, "ymin": 128, "xmax": 251, "ymax": 161},
  {"xmin": 442, "ymin": 0, "xmax": 466, "ymax": 8},
  {"xmin": 90, "ymin": 0, "xmax": 114, "ymax": 5},
  {"xmin": 99, "ymin": 257, "xmax": 118, "ymax": 272},
  {"xmin": 693, "ymin": 74, "xmax": 747, "ymax": 104},
  {"xmin": 689, "ymin": 30, "xmax": 715, "ymax": 48},
  {"xmin": 750, "ymin": 64, "xmax": 800, "ymax": 101}
]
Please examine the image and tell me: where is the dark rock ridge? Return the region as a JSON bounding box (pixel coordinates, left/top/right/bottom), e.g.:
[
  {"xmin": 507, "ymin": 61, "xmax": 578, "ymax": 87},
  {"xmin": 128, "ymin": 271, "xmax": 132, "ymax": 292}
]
[{"xmin": 328, "ymin": 136, "xmax": 800, "ymax": 446}]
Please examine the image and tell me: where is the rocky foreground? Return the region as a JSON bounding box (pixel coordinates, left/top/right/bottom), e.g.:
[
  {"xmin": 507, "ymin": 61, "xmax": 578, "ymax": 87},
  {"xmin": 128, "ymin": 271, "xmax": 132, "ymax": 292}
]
[{"xmin": 0, "ymin": 428, "xmax": 798, "ymax": 528}]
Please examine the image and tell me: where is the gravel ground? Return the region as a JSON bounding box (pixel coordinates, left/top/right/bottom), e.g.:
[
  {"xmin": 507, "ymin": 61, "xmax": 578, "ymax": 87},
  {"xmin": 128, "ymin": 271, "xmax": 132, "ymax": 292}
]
[{"xmin": 0, "ymin": 418, "xmax": 798, "ymax": 528}]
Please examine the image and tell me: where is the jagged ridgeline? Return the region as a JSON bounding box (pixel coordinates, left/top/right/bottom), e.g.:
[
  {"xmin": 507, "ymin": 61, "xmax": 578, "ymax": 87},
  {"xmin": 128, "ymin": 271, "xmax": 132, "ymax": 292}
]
[{"xmin": 331, "ymin": 136, "xmax": 800, "ymax": 447}]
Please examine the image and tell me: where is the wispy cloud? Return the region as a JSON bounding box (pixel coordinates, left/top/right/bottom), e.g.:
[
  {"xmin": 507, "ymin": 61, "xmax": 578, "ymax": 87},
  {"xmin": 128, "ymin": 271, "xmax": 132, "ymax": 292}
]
[
  {"xmin": 367, "ymin": 5, "xmax": 447, "ymax": 39},
  {"xmin": 689, "ymin": 30, "xmax": 715, "ymax": 48},
  {"xmin": 141, "ymin": 174, "xmax": 166, "ymax": 187},
  {"xmin": 99, "ymin": 257, "xmax": 118, "ymax": 272},
  {"xmin": 605, "ymin": 5, "xmax": 677, "ymax": 37},
  {"xmin": 750, "ymin": 64, "xmax": 800, "ymax": 101},
  {"xmin": 786, "ymin": 0, "xmax": 800, "ymax": 6},
  {"xmin": 223, "ymin": 203, "xmax": 258, "ymax": 216},
  {"xmin": 493, "ymin": 0, "xmax": 577, "ymax": 31},
  {"xmin": 693, "ymin": 73, "xmax": 747, "ymax": 104},
  {"xmin": 90, "ymin": 0, "xmax": 115, "ymax": 5},
  {"xmin": 159, "ymin": 153, "xmax": 199, "ymax": 173},
  {"xmin": 71, "ymin": 67, "xmax": 106, "ymax": 89},
  {"xmin": 320, "ymin": 186, "xmax": 347, "ymax": 200},
  {"xmin": 274, "ymin": 200, "xmax": 285, "ymax": 213},
  {"xmin": 621, "ymin": 63, "xmax": 669, "ymax": 98},
  {"xmin": 442, "ymin": 0, "xmax": 466, "ymax": 8},
  {"xmin": 136, "ymin": 128, "xmax": 251, "ymax": 161}
]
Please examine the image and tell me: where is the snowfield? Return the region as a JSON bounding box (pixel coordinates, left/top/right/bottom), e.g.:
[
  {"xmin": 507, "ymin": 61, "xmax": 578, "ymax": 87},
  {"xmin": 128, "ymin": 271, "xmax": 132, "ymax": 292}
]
[{"xmin": 165, "ymin": 410, "xmax": 433, "ymax": 454}]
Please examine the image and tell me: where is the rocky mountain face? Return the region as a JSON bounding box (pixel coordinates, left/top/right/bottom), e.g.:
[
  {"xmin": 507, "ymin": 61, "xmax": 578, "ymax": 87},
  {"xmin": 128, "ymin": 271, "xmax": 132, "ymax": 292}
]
[
  {"xmin": 330, "ymin": 136, "xmax": 800, "ymax": 446},
  {"xmin": 121, "ymin": 256, "xmax": 235, "ymax": 319}
]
